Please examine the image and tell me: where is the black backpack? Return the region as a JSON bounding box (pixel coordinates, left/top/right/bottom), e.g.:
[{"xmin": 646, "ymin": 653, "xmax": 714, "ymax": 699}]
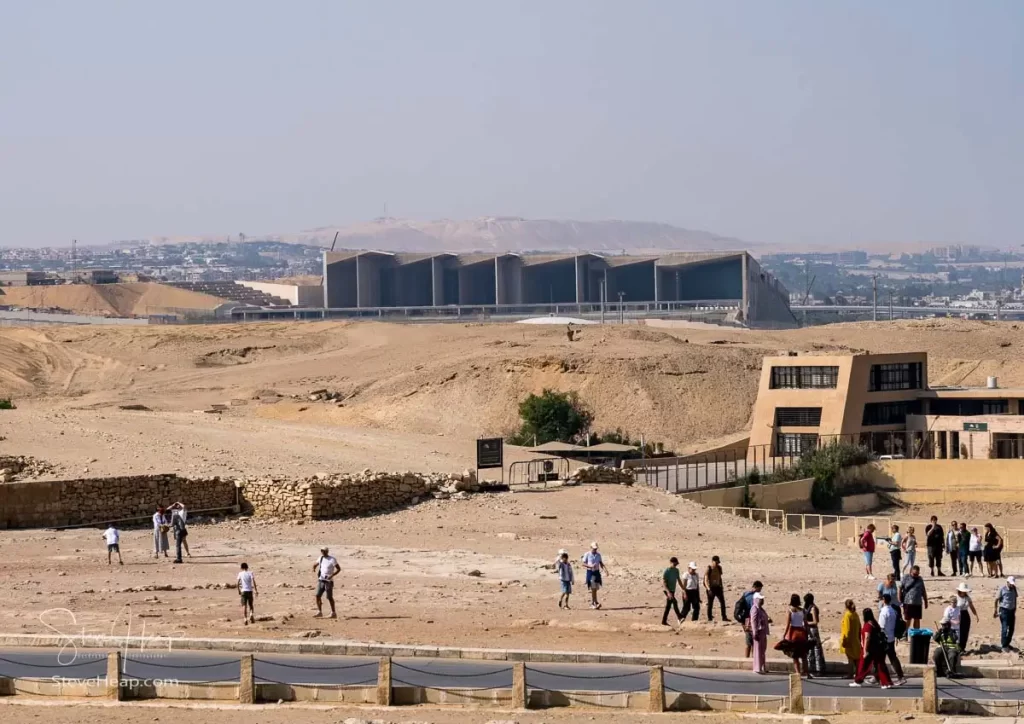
[
  {"xmin": 868, "ymin": 622, "xmax": 888, "ymax": 655},
  {"xmin": 734, "ymin": 594, "xmax": 751, "ymax": 624}
]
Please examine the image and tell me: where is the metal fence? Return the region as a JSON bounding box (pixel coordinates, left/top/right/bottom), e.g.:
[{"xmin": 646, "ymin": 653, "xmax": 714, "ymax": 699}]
[
  {"xmin": 509, "ymin": 458, "xmax": 570, "ymax": 488},
  {"xmin": 710, "ymin": 506, "xmax": 1024, "ymax": 554},
  {"xmin": 626, "ymin": 444, "xmax": 802, "ymax": 493}
]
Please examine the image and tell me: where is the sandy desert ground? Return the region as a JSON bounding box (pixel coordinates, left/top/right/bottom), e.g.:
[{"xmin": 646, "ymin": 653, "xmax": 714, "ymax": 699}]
[{"xmin": 2, "ymin": 318, "xmax": 1024, "ymax": 665}]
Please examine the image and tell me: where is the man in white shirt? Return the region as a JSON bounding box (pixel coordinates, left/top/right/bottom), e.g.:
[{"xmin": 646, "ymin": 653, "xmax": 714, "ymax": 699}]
[
  {"xmin": 878, "ymin": 594, "xmax": 906, "ymax": 685},
  {"xmin": 583, "ymin": 542, "xmax": 607, "ymax": 610},
  {"xmin": 313, "ymin": 546, "xmax": 340, "ymax": 619},
  {"xmin": 237, "ymin": 562, "xmax": 257, "ymax": 625},
  {"xmin": 680, "ymin": 562, "xmax": 702, "ymax": 621},
  {"xmin": 102, "ymin": 523, "xmax": 122, "ymax": 565}
]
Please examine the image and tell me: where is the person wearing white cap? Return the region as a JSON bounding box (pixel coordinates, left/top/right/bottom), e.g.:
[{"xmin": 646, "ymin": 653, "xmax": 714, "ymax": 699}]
[
  {"xmin": 750, "ymin": 592, "xmax": 769, "ymax": 674},
  {"xmin": 954, "ymin": 582, "xmax": 977, "ymax": 652},
  {"xmin": 583, "ymin": 542, "xmax": 607, "ymax": 610},
  {"xmin": 680, "ymin": 561, "xmax": 702, "ymax": 622},
  {"xmin": 995, "ymin": 576, "xmax": 1018, "ymax": 653}
]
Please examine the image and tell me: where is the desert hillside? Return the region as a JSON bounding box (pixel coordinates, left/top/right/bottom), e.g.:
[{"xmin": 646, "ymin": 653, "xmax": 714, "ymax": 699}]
[
  {"xmin": 1, "ymin": 318, "xmax": 1022, "ymax": 453},
  {"xmin": 0, "ymin": 282, "xmax": 227, "ymax": 317}
]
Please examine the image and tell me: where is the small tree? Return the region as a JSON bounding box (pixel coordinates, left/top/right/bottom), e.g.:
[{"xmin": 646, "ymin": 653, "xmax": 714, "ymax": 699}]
[
  {"xmin": 0, "ymin": 399, "xmax": 14, "ymax": 410},
  {"xmin": 507, "ymin": 389, "xmax": 593, "ymax": 446},
  {"xmin": 742, "ymin": 466, "xmax": 760, "ymax": 508}
]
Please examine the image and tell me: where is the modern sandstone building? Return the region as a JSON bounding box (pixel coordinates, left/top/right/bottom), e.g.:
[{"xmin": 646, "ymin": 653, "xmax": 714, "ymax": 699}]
[{"xmin": 750, "ymin": 352, "xmax": 1024, "ymax": 460}]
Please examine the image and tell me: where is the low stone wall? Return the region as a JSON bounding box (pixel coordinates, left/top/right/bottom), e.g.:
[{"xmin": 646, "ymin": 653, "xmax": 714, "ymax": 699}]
[
  {"xmin": 0, "ymin": 474, "xmax": 236, "ymax": 530},
  {"xmin": 239, "ymin": 470, "xmax": 483, "ymax": 521},
  {"xmin": 569, "ymin": 465, "xmax": 635, "ymax": 485}
]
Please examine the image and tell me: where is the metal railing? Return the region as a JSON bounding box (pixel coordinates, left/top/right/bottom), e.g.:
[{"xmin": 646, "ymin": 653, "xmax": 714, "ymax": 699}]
[
  {"xmin": 626, "ymin": 443, "xmax": 802, "ymax": 493},
  {"xmin": 509, "ymin": 458, "xmax": 570, "ymax": 488},
  {"xmin": 712, "ymin": 507, "xmax": 1024, "ymax": 553}
]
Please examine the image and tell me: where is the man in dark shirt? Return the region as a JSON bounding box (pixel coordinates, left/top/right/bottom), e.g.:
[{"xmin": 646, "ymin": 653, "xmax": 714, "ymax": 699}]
[
  {"xmin": 925, "ymin": 516, "xmax": 945, "ymax": 577},
  {"xmin": 662, "ymin": 557, "xmax": 683, "ymax": 627}
]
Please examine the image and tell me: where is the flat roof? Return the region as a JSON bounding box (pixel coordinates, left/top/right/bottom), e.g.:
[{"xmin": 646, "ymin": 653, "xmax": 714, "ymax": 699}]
[{"xmin": 922, "ymin": 387, "xmax": 1024, "ymax": 399}]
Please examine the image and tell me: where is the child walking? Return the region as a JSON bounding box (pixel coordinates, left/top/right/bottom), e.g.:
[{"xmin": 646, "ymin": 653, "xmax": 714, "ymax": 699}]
[
  {"xmin": 557, "ymin": 551, "xmax": 574, "ymax": 609},
  {"xmin": 102, "ymin": 523, "xmax": 123, "ymax": 565}
]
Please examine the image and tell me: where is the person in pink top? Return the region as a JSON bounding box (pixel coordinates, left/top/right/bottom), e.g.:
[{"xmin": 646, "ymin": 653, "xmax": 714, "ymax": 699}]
[{"xmin": 860, "ymin": 524, "xmax": 877, "ymax": 581}]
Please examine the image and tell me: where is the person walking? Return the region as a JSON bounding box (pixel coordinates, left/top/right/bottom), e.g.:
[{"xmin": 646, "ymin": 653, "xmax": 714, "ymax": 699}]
[
  {"xmin": 237, "ymin": 562, "xmax": 257, "ymax": 625},
  {"xmin": 583, "ymin": 542, "xmax": 607, "ymax": 610},
  {"xmin": 779, "ymin": 593, "xmax": 810, "ymax": 678},
  {"xmin": 102, "ymin": 523, "xmax": 123, "ymax": 566},
  {"xmin": 170, "ymin": 502, "xmax": 191, "ymax": 558},
  {"xmin": 968, "ymin": 527, "xmax": 983, "ymax": 577},
  {"xmin": 661, "ymin": 557, "xmax": 683, "ymax": 626},
  {"xmin": 313, "ymin": 546, "xmax": 340, "ymax": 619},
  {"xmin": 946, "ymin": 520, "xmax": 960, "ymax": 577},
  {"xmin": 860, "ymin": 524, "xmax": 877, "ymax": 581},
  {"xmin": 926, "ymin": 516, "xmax": 945, "ymax": 577},
  {"xmin": 878, "ymin": 594, "xmax": 907, "ymax": 686},
  {"xmin": 751, "ymin": 592, "xmax": 769, "ymax": 674},
  {"xmin": 171, "ymin": 508, "xmax": 187, "ymax": 564},
  {"xmin": 850, "ymin": 608, "xmax": 892, "ymax": 689},
  {"xmin": 680, "ymin": 562, "xmax": 701, "ymax": 622},
  {"xmin": 954, "ymin": 583, "xmax": 977, "ymax": 653},
  {"xmin": 704, "ymin": 555, "xmax": 727, "ymax": 622},
  {"xmin": 983, "ymin": 524, "xmax": 1002, "ymax": 578},
  {"xmin": 995, "ymin": 576, "xmax": 1018, "ymax": 653},
  {"xmin": 886, "ymin": 525, "xmax": 903, "ymax": 581},
  {"xmin": 152, "ymin": 506, "xmax": 169, "ymax": 559},
  {"xmin": 994, "ymin": 526, "xmax": 1005, "ymax": 578},
  {"xmin": 839, "ymin": 599, "xmax": 862, "ymax": 678},
  {"xmin": 739, "ymin": 581, "xmax": 764, "ymax": 658},
  {"xmin": 899, "ymin": 565, "xmax": 928, "ymax": 629},
  {"xmin": 556, "ymin": 551, "xmax": 574, "ymax": 609},
  {"xmin": 957, "ymin": 523, "xmax": 970, "ymax": 578},
  {"xmin": 804, "ymin": 593, "xmax": 826, "ymax": 676},
  {"xmin": 902, "ymin": 526, "xmax": 917, "ymax": 575}
]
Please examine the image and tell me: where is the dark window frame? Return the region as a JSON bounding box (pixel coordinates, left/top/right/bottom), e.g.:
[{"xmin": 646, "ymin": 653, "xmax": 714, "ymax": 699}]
[
  {"xmin": 774, "ymin": 407, "xmax": 823, "ymax": 427},
  {"xmin": 868, "ymin": 362, "xmax": 924, "ymax": 392},
  {"xmin": 862, "ymin": 400, "xmax": 921, "ymax": 426},
  {"xmin": 775, "ymin": 432, "xmax": 819, "ymax": 456},
  {"xmin": 769, "ymin": 365, "xmax": 839, "ymax": 390}
]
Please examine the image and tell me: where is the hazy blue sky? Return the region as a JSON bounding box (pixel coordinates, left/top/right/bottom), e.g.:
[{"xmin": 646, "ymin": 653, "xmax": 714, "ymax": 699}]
[{"xmin": 1, "ymin": 1, "xmax": 1021, "ymax": 248}]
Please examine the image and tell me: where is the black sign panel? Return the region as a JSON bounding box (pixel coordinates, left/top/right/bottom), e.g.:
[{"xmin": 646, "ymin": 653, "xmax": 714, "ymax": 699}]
[{"xmin": 476, "ymin": 438, "xmax": 504, "ymax": 469}]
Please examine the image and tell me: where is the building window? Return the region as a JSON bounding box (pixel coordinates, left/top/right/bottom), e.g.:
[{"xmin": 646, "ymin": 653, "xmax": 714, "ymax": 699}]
[
  {"xmin": 862, "ymin": 400, "xmax": 921, "ymax": 426},
  {"xmin": 775, "ymin": 407, "xmax": 823, "ymax": 427},
  {"xmin": 983, "ymin": 400, "xmax": 1009, "ymax": 415},
  {"xmin": 868, "ymin": 362, "xmax": 923, "ymax": 391},
  {"xmin": 769, "ymin": 366, "xmax": 839, "ymax": 389},
  {"xmin": 775, "ymin": 433, "xmax": 819, "ymax": 455}
]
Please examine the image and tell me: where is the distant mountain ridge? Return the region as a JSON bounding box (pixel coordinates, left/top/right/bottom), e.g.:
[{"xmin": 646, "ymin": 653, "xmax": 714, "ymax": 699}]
[{"xmin": 273, "ymin": 217, "xmax": 754, "ymax": 253}]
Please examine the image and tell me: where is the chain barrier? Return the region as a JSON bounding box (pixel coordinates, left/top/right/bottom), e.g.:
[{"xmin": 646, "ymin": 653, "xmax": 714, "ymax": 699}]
[
  {"xmin": 121, "ymin": 656, "xmax": 239, "ymax": 669},
  {"xmin": 253, "ymin": 658, "xmax": 377, "ymax": 671},
  {"xmin": 525, "ymin": 666, "xmax": 648, "ymax": 680},
  {"xmin": 0, "ymin": 655, "xmax": 104, "ymax": 669},
  {"xmin": 527, "ymin": 684, "xmax": 648, "ymax": 706},
  {"xmin": 393, "ymin": 661, "xmax": 513, "ymax": 678}
]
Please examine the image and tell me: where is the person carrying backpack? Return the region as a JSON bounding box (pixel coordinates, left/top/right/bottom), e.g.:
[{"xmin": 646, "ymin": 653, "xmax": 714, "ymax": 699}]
[{"xmin": 850, "ymin": 608, "xmax": 892, "ymax": 689}]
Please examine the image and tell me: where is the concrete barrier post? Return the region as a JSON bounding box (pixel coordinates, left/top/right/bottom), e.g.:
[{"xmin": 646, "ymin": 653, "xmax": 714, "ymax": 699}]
[
  {"xmin": 923, "ymin": 665, "xmax": 937, "ymax": 714},
  {"xmin": 376, "ymin": 656, "xmax": 392, "ymax": 706},
  {"xmin": 106, "ymin": 651, "xmax": 122, "ymax": 701},
  {"xmin": 238, "ymin": 654, "xmax": 254, "ymax": 704},
  {"xmin": 819, "ymin": 516, "xmax": 824, "ymax": 540},
  {"xmin": 649, "ymin": 665, "xmax": 665, "ymax": 712},
  {"xmin": 788, "ymin": 672, "xmax": 803, "ymax": 714},
  {"xmin": 513, "ymin": 661, "xmax": 527, "ymax": 710}
]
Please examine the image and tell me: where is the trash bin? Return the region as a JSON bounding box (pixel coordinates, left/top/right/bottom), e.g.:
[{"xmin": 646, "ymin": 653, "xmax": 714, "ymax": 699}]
[{"xmin": 908, "ymin": 628, "xmax": 933, "ymax": 665}]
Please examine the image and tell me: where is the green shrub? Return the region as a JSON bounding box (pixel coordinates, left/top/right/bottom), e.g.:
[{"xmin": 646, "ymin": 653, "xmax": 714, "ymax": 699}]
[
  {"xmin": 0, "ymin": 399, "xmax": 14, "ymax": 410},
  {"xmin": 733, "ymin": 442, "xmax": 873, "ymax": 511},
  {"xmin": 506, "ymin": 389, "xmax": 594, "ymax": 446}
]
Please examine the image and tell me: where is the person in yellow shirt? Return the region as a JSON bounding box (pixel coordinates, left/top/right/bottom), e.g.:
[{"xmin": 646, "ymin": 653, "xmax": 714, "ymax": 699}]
[{"xmin": 839, "ymin": 598, "xmax": 862, "ymax": 678}]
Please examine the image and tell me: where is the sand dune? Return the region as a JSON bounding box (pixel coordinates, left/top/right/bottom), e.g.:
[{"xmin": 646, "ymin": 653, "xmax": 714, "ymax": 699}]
[{"xmin": 0, "ymin": 282, "xmax": 229, "ymax": 317}]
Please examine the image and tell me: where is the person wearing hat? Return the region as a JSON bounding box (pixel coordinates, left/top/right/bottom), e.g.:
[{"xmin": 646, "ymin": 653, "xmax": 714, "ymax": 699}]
[
  {"xmin": 953, "ymin": 582, "xmax": 978, "ymax": 652},
  {"xmin": 680, "ymin": 561, "xmax": 702, "ymax": 621},
  {"xmin": 994, "ymin": 576, "xmax": 1018, "ymax": 653},
  {"xmin": 750, "ymin": 592, "xmax": 769, "ymax": 674},
  {"xmin": 583, "ymin": 542, "xmax": 606, "ymax": 610},
  {"xmin": 933, "ymin": 615, "xmax": 962, "ymax": 677},
  {"xmin": 313, "ymin": 546, "xmax": 340, "ymax": 619},
  {"xmin": 661, "ymin": 557, "xmax": 684, "ymax": 626}
]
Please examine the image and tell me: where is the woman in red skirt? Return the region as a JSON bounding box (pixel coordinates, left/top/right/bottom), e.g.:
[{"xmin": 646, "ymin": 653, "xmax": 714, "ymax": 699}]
[{"xmin": 850, "ymin": 608, "xmax": 892, "ymax": 689}]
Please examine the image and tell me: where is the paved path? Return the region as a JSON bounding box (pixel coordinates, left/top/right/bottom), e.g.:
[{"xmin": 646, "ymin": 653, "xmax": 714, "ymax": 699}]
[{"xmin": 2, "ymin": 648, "xmax": 1024, "ymax": 701}]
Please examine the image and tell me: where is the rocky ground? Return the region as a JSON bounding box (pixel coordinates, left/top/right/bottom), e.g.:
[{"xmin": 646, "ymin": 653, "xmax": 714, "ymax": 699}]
[{"xmin": 1, "ymin": 484, "xmax": 1019, "ymax": 664}]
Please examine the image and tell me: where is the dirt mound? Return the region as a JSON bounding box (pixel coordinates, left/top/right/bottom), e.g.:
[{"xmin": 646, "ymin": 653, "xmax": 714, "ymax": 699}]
[{"xmin": 0, "ymin": 283, "xmax": 228, "ymax": 317}]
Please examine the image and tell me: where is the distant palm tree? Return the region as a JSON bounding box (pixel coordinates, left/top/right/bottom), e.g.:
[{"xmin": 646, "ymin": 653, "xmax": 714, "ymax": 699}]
[{"xmin": 239, "ymin": 232, "xmax": 246, "ymax": 243}]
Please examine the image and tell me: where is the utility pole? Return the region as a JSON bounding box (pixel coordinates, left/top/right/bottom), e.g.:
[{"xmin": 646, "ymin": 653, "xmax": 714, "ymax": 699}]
[
  {"xmin": 599, "ymin": 279, "xmax": 606, "ymax": 325},
  {"xmin": 618, "ymin": 291, "xmax": 625, "ymax": 324},
  {"xmin": 872, "ymin": 275, "xmax": 878, "ymax": 322},
  {"xmin": 888, "ymin": 289, "xmax": 894, "ymax": 321}
]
